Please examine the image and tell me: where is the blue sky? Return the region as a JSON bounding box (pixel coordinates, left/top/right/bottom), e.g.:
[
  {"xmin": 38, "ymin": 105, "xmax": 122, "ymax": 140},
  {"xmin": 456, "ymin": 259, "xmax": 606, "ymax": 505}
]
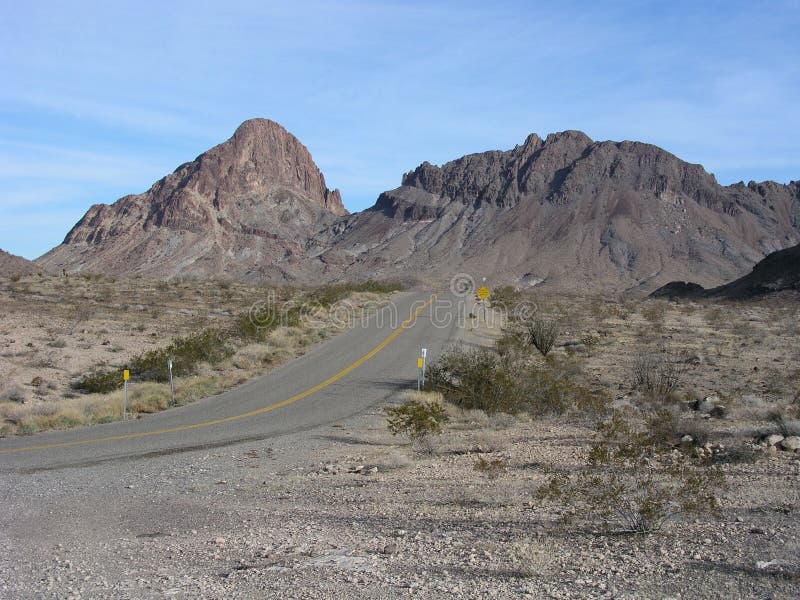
[{"xmin": 1, "ymin": 1, "xmax": 798, "ymax": 259}]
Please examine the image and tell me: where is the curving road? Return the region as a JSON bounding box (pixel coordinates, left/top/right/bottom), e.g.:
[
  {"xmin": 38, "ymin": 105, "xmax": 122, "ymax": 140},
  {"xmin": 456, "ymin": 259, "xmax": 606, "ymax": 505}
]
[{"xmin": 0, "ymin": 291, "xmax": 470, "ymax": 473}]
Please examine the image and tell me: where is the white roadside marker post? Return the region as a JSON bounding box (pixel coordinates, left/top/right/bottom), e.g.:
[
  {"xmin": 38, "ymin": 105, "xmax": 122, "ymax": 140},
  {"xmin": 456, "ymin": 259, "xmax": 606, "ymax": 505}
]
[
  {"xmin": 168, "ymin": 358, "xmax": 175, "ymax": 406},
  {"xmin": 417, "ymin": 356, "xmax": 423, "ymax": 391},
  {"xmin": 421, "ymin": 348, "xmax": 427, "ymax": 387}
]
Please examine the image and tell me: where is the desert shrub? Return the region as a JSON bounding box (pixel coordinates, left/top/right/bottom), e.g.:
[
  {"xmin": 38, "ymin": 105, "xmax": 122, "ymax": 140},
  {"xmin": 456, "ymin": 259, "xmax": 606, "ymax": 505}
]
[
  {"xmin": 16, "ymin": 422, "xmax": 38, "ymax": 436},
  {"xmin": 1, "ymin": 385, "xmax": 27, "ymax": 403},
  {"xmin": 73, "ymin": 370, "xmax": 124, "ymax": 394},
  {"xmin": 426, "ymin": 345, "xmax": 606, "ymax": 417},
  {"xmin": 538, "ymin": 411, "xmax": 726, "ymax": 533},
  {"xmin": 174, "ymin": 376, "xmax": 217, "ymax": 405},
  {"xmin": 640, "ymin": 302, "xmax": 667, "ymax": 327},
  {"xmin": 234, "ymin": 310, "xmax": 277, "ymax": 341},
  {"xmin": 426, "ymin": 346, "xmax": 523, "ymax": 414},
  {"xmin": 474, "ymin": 456, "xmax": 507, "ymax": 479},
  {"xmin": 526, "ymin": 316, "xmax": 561, "ymax": 356},
  {"xmin": 770, "ymin": 411, "xmax": 800, "ymax": 437},
  {"xmin": 385, "ymin": 396, "xmax": 448, "ymax": 441},
  {"xmin": 496, "ymin": 326, "xmax": 529, "ymax": 357},
  {"xmin": 490, "ymin": 285, "xmax": 524, "ymax": 311},
  {"xmin": 32, "ymin": 410, "xmax": 83, "ymax": 430},
  {"xmin": 631, "ymin": 345, "xmax": 683, "ymax": 401},
  {"xmin": 128, "ymin": 383, "xmax": 171, "ymax": 413},
  {"xmin": 305, "ymin": 280, "xmax": 404, "ymax": 307},
  {"xmin": 131, "ymin": 329, "xmax": 231, "ymax": 381}
]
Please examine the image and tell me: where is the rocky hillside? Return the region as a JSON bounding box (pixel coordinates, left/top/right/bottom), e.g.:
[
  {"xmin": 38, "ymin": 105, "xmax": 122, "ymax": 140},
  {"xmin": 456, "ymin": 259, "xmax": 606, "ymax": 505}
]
[
  {"xmin": 36, "ymin": 122, "xmax": 800, "ymax": 292},
  {"xmin": 651, "ymin": 242, "xmax": 800, "ymax": 299},
  {"xmin": 38, "ymin": 119, "xmax": 346, "ymax": 281},
  {"xmin": 0, "ymin": 249, "xmax": 38, "ymax": 277},
  {"xmin": 316, "ymin": 131, "xmax": 800, "ymax": 292}
]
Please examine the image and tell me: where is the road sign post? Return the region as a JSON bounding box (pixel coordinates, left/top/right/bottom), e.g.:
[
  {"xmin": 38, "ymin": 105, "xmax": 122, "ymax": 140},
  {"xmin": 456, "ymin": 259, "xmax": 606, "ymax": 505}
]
[
  {"xmin": 122, "ymin": 369, "xmax": 130, "ymax": 419},
  {"xmin": 476, "ymin": 286, "xmax": 490, "ymax": 322},
  {"xmin": 417, "ymin": 356, "xmax": 423, "ymax": 391}
]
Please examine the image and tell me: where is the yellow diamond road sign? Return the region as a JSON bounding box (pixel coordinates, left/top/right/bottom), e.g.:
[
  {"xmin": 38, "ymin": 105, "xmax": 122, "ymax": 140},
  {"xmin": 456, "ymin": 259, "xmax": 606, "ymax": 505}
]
[
  {"xmin": 123, "ymin": 369, "xmax": 130, "ymax": 381},
  {"xmin": 476, "ymin": 286, "xmax": 490, "ymax": 300}
]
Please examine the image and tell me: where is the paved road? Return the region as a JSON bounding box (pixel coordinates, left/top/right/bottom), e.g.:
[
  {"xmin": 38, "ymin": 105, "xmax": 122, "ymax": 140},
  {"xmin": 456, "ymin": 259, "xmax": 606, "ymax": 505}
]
[{"xmin": 0, "ymin": 290, "xmax": 470, "ymax": 473}]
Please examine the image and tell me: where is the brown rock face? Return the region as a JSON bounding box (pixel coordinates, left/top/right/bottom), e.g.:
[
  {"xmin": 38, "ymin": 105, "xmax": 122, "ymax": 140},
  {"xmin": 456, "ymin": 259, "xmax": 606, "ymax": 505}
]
[
  {"xmin": 318, "ymin": 131, "xmax": 800, "ymax": 293},
  {"xmin": 39, "ymin": 119, "xmax": 345, "ymax": 281}
]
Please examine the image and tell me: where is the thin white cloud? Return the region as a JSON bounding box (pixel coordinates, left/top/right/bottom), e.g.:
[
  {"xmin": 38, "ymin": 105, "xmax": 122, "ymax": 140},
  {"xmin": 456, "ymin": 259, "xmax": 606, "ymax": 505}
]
[{"xmin": 0, "ymin": 141, "xmax": 167, "ymax": 187}]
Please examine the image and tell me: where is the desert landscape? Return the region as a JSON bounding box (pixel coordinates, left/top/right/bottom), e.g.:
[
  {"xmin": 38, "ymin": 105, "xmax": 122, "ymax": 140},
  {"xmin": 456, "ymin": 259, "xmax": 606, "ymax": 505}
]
[
  {"xmin": 1, "ymin": 285, "xmax": 798, "ymax": 598},
  {"xmin": 2, "ymin": 3, "xmax": 799, "ymax": 598},
  {"xmin": 1, "ymin": 116, "xmax": 798, "ymax": 597}
]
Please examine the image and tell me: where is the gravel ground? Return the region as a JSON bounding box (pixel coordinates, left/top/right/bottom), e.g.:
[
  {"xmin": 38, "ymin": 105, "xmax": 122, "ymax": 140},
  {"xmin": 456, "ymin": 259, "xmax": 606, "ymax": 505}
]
[
  {"xmin": 1, "ymin": 403, "xmax": 798, "ymax": 599},
  {"xmin": 2, "ymin": 295, "xmax": 799, "ymax": 599}
]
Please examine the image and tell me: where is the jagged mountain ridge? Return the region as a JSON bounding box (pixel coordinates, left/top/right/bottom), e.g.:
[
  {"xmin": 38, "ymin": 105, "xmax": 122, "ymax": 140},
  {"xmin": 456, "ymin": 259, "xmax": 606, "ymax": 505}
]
[
  {"xmin": 36, "ymin": 120, "xmax": 800, "ymax": 292},
  {"xmin": 316, "ymin": 130, "xmax": 799, "ymax": 291},
  {"xmin": 38, "ymin": 119, "xmax": 346, "ymax": 281}
]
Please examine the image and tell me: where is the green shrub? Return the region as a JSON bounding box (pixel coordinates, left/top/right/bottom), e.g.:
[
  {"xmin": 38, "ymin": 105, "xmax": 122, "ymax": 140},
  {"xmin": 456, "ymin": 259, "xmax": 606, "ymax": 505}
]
[
  {"xmin": 305, "ymin": 280, "xmax": 404, "ymax": 307},
  {"xmin": 131, "ymin": 329, "xmax": 231, "ymax": 381},
  {"xmin": 426, "ymin": 345, "xmax": 605, "ymax": 417},
  {"xmin": 426, "ymin": 346, "xmax": 522, "ymax": 414},
  {"xmin": 385, "ymin": 397, "xmax": 448, "ymax": 441},
  {"xmin": 73, "ymin": 370, "xmax": 124, "ymax": 394},
  {"xmin": 234, "ymin": 310, "xmax": 277, "ymax": 341}
]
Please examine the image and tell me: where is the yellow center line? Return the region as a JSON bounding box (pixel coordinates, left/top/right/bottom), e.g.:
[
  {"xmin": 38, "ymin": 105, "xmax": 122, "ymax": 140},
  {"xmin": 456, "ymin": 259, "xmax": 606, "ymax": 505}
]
[{"xmin": 0, "ymin": 294, "xmax": 437, "ymax": 455}]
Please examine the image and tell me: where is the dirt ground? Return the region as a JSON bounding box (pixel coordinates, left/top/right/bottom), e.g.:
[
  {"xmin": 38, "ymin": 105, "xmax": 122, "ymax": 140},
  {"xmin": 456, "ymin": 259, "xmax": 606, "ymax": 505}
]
[{"xmin": 1, "ymin": 282, "xmax": 799, "ymax": 598}]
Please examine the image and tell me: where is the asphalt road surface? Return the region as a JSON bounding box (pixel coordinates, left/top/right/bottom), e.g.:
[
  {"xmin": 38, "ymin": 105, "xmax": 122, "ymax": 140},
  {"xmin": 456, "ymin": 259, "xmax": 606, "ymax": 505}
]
[{"xmin": 0, "ymin": 291, "xmax": 471, "ymax": 473}]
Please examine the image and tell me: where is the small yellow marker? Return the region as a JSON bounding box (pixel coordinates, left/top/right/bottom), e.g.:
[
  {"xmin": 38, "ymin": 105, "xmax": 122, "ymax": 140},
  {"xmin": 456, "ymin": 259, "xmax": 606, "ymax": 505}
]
[
  {"xmin": 417, "ymin": 357, "xmax": 423, "ymax": 369},
  {"xmin": 123, "ymin": 369, "xmax": 130, "ymax": 381},
  {"xmin": 476, "ymin": 286, "xmax": 490, "ymax": 300}
]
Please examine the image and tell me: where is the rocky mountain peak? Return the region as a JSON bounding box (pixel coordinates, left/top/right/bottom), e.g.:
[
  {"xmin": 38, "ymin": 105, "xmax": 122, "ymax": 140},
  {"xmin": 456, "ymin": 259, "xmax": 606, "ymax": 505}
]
[
  {"xmin": 40, "ymin": 118, "xmax": 348, "ymax": 281},
  {"xmin": 163, "ymin": 117, "xmax": 346, "ymax": 217},
  {"xmin": 543, "ymin": 129, "xmax": 593, "ymax": 147}
]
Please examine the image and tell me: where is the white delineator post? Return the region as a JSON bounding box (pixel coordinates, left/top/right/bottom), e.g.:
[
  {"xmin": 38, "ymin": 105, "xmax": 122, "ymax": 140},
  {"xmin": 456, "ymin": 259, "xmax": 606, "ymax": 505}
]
[{"xmin": 168, "ymin": 358, "xmax": 175, "ymax": 406}]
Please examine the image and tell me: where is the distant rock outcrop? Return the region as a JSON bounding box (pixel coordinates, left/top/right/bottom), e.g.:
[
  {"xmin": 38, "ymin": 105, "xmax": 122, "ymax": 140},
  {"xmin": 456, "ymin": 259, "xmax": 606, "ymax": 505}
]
[
  {"xmin": 317, "ymin": 131, "xmax": 799, "ymax": 292},
  {"xmin": 0, "ymin": 249, "xmax": 38, "ymax": 277},
  {"xmin": 649, "ymin": 281, "xmax": 707, "ymax": 299},
  {"xmin": 650, "ymin": 243, "xmax": 800, "ymax": 300},
  {"xmin": 38, "ymin": 119, "xmax": 346, "ymax": 281}
]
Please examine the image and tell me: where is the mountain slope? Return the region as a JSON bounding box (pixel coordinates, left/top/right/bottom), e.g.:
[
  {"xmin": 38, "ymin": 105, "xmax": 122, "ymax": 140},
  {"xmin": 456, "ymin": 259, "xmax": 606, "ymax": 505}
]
[
  {"xmin": 0, "ymin": 249, "xmax": 38, "ymax": 277},
  {"xmin": 38, "ymin": 119, "xmax": 346, "ymax": 281},
  {"xmin": 316, "ymin": 131, "xmax": 800, "ymax": 292},
  {"xmin": 651, "ymin": 242, "xmax": 800, "ymax": 299}
]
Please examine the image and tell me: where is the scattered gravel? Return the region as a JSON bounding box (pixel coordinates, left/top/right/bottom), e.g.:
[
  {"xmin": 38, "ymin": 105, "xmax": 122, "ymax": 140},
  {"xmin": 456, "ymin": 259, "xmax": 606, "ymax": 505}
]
[{"xmin": 1, "ymin": 404, "xmax": 799, "ymax": 599}]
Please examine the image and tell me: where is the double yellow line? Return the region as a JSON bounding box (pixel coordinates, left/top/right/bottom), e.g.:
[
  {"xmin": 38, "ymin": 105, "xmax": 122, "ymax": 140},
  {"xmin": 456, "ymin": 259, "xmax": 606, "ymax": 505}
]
[{"xmin": 0, "ymin": 294, "xmax": 437, "ymax": 455}]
